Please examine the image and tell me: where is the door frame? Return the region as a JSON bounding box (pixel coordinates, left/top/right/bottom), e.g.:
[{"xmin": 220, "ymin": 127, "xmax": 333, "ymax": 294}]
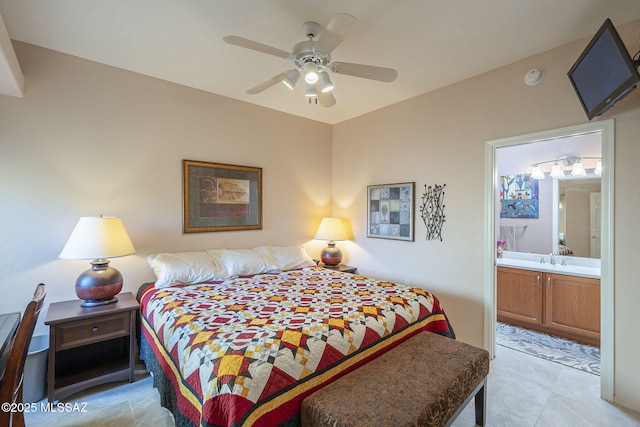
[{"xmin": 484, "ymin": 119, "xmax": 614, "ymax": 401}]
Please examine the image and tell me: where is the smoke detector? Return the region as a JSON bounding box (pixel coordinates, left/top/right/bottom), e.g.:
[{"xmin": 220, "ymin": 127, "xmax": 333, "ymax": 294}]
[{"xmin": 524, "ymin": 68, "xmax": 544, "ymax": 86}]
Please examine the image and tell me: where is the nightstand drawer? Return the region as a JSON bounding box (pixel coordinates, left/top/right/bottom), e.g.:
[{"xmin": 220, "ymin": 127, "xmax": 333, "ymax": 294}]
[{"xmin": 56, "ymin": 312, "xmax": 131, "ymax": 351}]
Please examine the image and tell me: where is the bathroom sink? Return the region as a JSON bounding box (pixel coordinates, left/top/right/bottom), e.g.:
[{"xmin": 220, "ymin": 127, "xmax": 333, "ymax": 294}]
[{"xmin": 496, "ymin": 256, "xmax": 600, "ymax": 279}]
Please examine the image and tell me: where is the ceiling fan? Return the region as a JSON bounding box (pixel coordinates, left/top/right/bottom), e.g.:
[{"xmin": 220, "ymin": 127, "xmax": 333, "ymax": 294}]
[{"xmin": 223, "ymin": 13, "xmax": 398, "ymax": 107}]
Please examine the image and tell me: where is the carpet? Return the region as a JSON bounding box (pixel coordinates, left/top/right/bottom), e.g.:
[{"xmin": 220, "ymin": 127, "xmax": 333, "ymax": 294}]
[{"xmin": 496, "ymin": 322, "xmax": 600, "ymax": 375}]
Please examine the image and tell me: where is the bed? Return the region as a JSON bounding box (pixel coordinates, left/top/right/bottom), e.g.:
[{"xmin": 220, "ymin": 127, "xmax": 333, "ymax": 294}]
[{"xmin": 138, "ymin": 248, "xmax": 454, "ymax": 427}]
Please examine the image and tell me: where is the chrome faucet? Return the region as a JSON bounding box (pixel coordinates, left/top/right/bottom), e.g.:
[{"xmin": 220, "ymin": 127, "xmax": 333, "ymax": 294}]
[
  {"xmin": 549, "ymin": 252, "xmax": 556, "ymax": 265},
  {"xmin": 538, "ymin": 256, "xmax": 545, "ymax": 264}
]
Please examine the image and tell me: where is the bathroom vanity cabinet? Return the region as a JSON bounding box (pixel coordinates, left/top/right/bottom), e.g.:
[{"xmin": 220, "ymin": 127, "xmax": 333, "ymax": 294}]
[{"xmin": 497, "ymin": 266, "xmax": 600, "ymax": 346}]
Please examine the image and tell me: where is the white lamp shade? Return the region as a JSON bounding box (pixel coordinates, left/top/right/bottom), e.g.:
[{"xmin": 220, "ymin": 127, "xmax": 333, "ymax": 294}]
[
  {"xmin": 315, "ymin": 218, "xmax": 349, "ymax": 241},
  {"xmin": 594, "ymin": 160, "xmax": 602, "ymax": 176},
  {"xmin": 571, "ymin": 160, "xmax": 586, "ymax": 177},
  {"xmin": 531, "ymin": 165, "xmax": 545, "ymax": 180},
  {"xmin": 59, "ymin": 216, "xmax": 136, "ymax": 260},
  {"xmin": 550, "ymin": 163, "xmax": 564, "ymax": 178}
]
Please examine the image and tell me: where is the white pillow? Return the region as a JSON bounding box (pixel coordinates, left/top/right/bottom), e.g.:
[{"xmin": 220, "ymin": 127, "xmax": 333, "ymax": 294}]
[
  {"xmin": 206, "ymin": 248, "xmax": 278, "ymax": 277},
  {"xmin": 147, "ymin": 251, "xmax": 226, "ymax": 288},
  {"xmin": 253, "ymin": 245, "xmax": 315, "ymax": 271}
]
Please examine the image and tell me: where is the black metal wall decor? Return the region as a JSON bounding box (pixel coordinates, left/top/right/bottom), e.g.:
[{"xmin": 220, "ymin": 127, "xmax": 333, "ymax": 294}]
[{"xmin": 419, "ymin": 184, "xmax": 446, "ymax": 241}]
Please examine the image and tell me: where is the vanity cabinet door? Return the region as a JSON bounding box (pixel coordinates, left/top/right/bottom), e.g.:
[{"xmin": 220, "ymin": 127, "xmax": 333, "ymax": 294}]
[
  {"xmin": 544, "ymin": 273, "xmax": 600, "ymax": 346},
  {"xmin": 497, "ymin": 267, "xmax": 543, "ymax": 326}
]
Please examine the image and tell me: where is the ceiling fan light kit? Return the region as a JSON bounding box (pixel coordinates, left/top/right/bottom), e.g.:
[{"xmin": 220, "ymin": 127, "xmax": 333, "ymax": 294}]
[
  {"xmin": 303, "ymin": 62, "xmax": 319, "ymax": 84},
  {"xmin": 283, "ymin": 69, "xmax": 300, "ymax": 90},
  {"xmin": 318, "ymin": 71, "xmax": 334, "ymax": 93},
  {"xmin": 223, "ymin": 13, "xmax": 398, "ymax": 107},
  {"xmin": 305, "ymin": 82, "xmax": 317, "ymax": 98}
]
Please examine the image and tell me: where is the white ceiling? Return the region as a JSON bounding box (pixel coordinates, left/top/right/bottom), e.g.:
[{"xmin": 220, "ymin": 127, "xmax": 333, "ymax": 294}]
[{"xmin": 2, "ymin": 1, "xmax": 640, "ymax": 124}]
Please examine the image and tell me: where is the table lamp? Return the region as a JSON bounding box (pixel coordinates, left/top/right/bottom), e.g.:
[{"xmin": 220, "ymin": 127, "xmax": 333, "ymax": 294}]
[
  {"xmin": 315, "ymin": 217, "xmax": 349, "ymax": 267},
  {"xmin": 59, "ymin": 215, "xmax": 136, "ymax": 307}
]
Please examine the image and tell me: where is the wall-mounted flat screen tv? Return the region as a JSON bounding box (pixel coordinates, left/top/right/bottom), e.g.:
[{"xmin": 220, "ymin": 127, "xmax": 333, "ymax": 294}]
[{"xmin": 568, "ymin": 18, "xmax": 640, "ymax": 120}]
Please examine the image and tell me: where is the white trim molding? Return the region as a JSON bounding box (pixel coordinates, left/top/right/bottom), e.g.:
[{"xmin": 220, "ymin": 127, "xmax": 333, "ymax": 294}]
[{"xmin": 484, "ymin": 119, "xmax": 614, "ymax": 402}]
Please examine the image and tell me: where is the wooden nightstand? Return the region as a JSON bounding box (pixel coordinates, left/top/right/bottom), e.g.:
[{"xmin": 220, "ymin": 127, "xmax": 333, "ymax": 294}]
[
  {"xmin": 45, "ymin": 292, "xmax": 139, "ymax": 402},
  {"xmin": 321, "ymin": 264, "xmax": 358, "ymax": 274}
]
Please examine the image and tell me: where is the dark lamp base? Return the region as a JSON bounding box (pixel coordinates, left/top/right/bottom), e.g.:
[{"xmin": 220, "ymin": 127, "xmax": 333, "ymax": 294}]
[
  {"xmin": 81, "ymin": 296, "xmax": 119, "ymax": 307},
  {"xmin": 320, "ymin": 241, "xmax": 342, "ymax": 267},
  {"xmin": 76, "ymin": 259, "xmax": 123, "ymax": 307}
]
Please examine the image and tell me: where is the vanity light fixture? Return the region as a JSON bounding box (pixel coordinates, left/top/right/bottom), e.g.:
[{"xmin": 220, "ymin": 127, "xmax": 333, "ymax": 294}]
[
  {"xmin": 594, "ymin": 160, "xmax": 602, "ymax": 176},
  {"xmin": 529, "ymin": 156, "xmax": 601, "ymax": 179},
  {"xmin": 531, "ymin": 165, "xmax": 545, "ymax": 179},
  {"xmin": 571, "ymin": 159, "xmax": 587, "ymax": 177},
  {"xmin": 550, "ymin": 163, "xmax": 565, "ymax": 179}
]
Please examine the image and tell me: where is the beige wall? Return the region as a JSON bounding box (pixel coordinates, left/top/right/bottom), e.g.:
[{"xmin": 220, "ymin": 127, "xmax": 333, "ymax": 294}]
[
  {"xmin": 1, "ymin": 18, "xmax": 640, "ymax": 411},
  {"xmin": 333, "ymin": 19, "xmax": 640, "ymax": 410},
  {"xmin": 0, "ymin": 42, "xmax": 333, "ymax": 333}
]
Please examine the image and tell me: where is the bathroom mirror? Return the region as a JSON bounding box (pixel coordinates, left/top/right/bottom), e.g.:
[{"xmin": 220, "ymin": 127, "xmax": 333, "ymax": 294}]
[
  {"xmin": 552, "ymin": 177, "xmax": 601, "ymax": 258},
  {"xmin": 496, "ymin": 131, "xmax": 602, "ymax": 258}
]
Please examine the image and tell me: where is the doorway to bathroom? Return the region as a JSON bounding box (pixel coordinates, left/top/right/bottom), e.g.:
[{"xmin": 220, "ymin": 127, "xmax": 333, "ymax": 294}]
[{"xmin": 484, "ymin": 120, "xmax": 614, "ymax": 401}]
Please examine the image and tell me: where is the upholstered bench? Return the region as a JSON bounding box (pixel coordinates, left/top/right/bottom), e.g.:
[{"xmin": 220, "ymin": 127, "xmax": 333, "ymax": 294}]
[{"xmin": 301, "ymin": 331, "xmax": 489, "ymax": 427}]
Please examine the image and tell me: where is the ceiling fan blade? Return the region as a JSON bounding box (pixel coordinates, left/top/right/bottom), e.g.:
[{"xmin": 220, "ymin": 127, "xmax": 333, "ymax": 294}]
[
  {"xmin": 246, "ymin": 71, "xmax": 289, "ymax": 94},
  {"xmin": 317, "ymin": 87, "xmax": 336, "ymax": 107},
  {"xmin": 223, "ymin": 35, "xmax": 291, "ymax": 59},
  {"xmin": 330, "ymin": 62, "xmax": 398, "ymax": 82},
  {"xmin": 314, "ymin": 13, "xmax": 357, "ymax": 55}
]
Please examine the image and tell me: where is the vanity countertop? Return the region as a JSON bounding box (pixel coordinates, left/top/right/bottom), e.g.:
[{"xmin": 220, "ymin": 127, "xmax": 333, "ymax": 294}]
[{"xmin": 497, "ymin": 252, "xmax": 601, "ymax": 279}]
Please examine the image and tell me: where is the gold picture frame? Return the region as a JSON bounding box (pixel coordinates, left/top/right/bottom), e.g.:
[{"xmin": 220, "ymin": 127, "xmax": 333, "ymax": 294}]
[{"xmin": 183, "ymin": 160, "xmax": 262, "ymax": 233}]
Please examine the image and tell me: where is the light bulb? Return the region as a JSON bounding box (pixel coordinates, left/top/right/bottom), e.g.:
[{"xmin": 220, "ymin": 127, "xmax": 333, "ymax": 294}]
[{"xmin": 303, "ymin": 62, "xmax": 319, "ymax": 84}]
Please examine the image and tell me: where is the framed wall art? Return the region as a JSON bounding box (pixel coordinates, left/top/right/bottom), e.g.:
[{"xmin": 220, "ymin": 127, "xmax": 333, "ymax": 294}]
[
  {"xmin": 183, "ymin": 160, "xmax": 262, "ymax": 233},
  {"xmin": 367, "ymin": 182, "xmax": 415, "ymax": 241},
  {"xmin": 499, "ymin": 173, "xmax": 539, "ymax": 218}
]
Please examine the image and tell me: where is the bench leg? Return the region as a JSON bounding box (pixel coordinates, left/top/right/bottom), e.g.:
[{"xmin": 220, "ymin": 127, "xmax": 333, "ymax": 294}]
[
  {"xmin": 474, "ymin": 378, "xmax": 487, "ymax": 426},
  {"xmin": 445, "ymin": 376, "xmax": 488, "ymax": 427}
]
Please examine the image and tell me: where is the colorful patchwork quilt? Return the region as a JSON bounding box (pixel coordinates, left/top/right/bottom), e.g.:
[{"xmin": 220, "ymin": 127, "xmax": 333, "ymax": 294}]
[{"xmin": 139, "ymin": 266, "xmax": 454, "ymax": 427}]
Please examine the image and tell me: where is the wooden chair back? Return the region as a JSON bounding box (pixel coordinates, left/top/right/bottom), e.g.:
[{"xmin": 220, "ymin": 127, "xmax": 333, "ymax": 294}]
[{"xmin": 0, "ymin": 283, "xmax": 46, "ymax": 427}]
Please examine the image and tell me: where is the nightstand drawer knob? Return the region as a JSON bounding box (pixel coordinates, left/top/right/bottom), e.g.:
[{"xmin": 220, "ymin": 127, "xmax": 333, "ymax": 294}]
[{"xmin": 91, "ymin": 327, "xmax": 98, "ymax": 334}]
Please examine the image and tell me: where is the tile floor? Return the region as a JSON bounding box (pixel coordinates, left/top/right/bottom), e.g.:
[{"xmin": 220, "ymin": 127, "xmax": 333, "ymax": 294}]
[
  {"xmin": 24, "ymin": 345, "xmax": 640, "ymax": 427},
  {"xmin": 452, "ymin": 345, "xmax": 640, "ymax": 427}
]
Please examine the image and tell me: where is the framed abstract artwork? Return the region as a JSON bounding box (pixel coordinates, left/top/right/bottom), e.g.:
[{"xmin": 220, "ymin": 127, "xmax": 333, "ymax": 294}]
[
  {"xmin": 500, "ymin": 174, "xmax": 539, "ymax": 218},
  {"xmin": 183, "ymin": 160, "xmax": 262, "ymax": 233},
  {"xmin": 367, "ymin": 182, "xmax": 415, "ymax": 241}
]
